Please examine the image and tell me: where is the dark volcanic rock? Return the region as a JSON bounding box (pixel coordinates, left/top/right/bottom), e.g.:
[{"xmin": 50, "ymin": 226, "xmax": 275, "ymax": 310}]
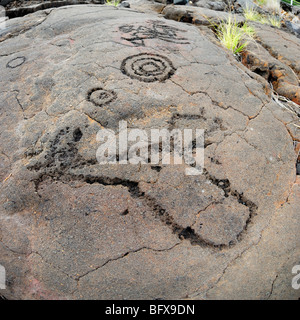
[
  {"xmin": 286, "ymin": 20, "xmax": 300, "ymax": 38},
  {"xmin": 0, "ymin": 4, "xmax": 299, "ymax": 300},
  {"xmin": 194, "ymin": 0, "xmax": 226, "ymax": 11}
]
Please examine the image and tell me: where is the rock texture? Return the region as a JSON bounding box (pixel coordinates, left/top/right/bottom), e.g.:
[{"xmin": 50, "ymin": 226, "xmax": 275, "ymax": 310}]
[
  {"xmin": 0, "ymin": 4, "xmax": 299, "ymax": 300},
  {"xmin": 241, "ymin": 38, "xmax": 300, "ymax": 105}
]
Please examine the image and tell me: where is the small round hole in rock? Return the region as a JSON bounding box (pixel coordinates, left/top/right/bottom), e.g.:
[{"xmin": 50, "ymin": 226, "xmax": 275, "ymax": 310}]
[{"xmin": 73, "ymin": 128, "xmax": 83, "ymax": 142}]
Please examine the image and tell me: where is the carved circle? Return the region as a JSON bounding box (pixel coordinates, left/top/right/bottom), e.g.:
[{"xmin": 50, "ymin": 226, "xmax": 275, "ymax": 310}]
[
  {"xmin": 121, "ymin": 53, "xmax": 176, "ymax": 82},
  {"xmin": 87, "ymin": 88, "xmax": 117, "ymax": 107},
  {"xmin": 6, "ymin": 56, "xmax": 26, "ymax": 69}
]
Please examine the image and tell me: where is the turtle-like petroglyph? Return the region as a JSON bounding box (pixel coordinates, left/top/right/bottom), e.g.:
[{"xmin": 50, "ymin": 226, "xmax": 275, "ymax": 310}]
[
  {"xmin": 119, "ymin": 20, "xmax": 189, "ymax": 47},
  {"xmin": 121, "ymin": 53, "xmax": 176, "ymax": 82},
  {"xmin": 6, "ymin": 56, "xmax": 26, "ymax": 68},
  {"xmin": 87, "ymin": 88, "xmax": 117, "ymax": 107}
]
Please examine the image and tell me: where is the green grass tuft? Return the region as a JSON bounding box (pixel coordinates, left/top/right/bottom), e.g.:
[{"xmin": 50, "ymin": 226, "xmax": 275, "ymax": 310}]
[
  {"xmin": 268, "ymin": 15, "xmax": 282, "ymax": 27},
  {"xmin": 243, "ymin": 5, "xmax": 281, "ymax": 28},
  {"xmin": 105, "ymin": 0, "xmax": 120, "ymax": 6},
  {"xmin": 255, "ymin": 0, "xmax": 267, "ymax": 5},
  {"xmin": 215, "ymin": 17, "xmax": 255, "ymax": 54},
  {"xmin": 243, "ymin": 5, "xmax": 262, "ymax": 22}
]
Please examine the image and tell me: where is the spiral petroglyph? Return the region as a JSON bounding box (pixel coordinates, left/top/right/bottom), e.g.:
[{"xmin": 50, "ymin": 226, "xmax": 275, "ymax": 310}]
[{"xmin": 121, "ymin": 53, "xmax": 176, "ymax": 82}]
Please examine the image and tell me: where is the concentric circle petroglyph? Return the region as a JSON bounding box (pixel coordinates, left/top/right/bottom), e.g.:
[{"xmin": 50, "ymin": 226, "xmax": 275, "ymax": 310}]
[
  {"xmin": 121, "ymin": 53, "xmax": 176, "ymax": 82},
  {"xmin": 87, "ymin": 88, "xmax": 117, "ymax": 107}
]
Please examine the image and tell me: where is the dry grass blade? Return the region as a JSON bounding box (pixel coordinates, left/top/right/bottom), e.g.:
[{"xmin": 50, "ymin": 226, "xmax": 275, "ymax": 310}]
[{"xmin": 271, "ymin": 90, "xmax": 300, "ymax": 128}]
